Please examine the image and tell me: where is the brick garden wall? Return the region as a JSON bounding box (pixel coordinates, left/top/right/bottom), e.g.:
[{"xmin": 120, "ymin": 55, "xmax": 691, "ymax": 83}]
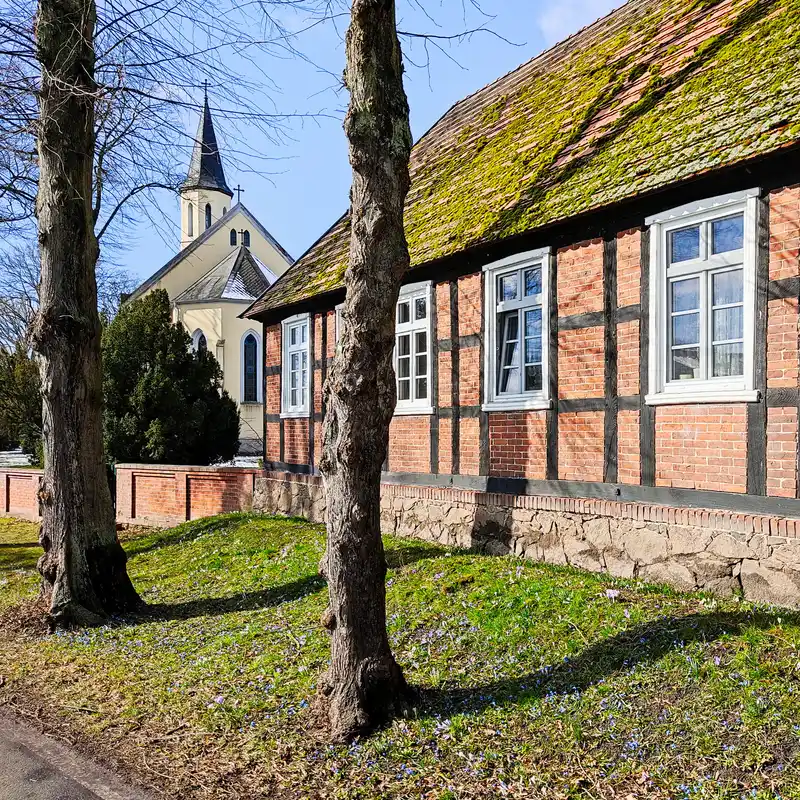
[
  {"xmin": 0, "ymin": 469, "xmax": 42, "ymax": 522},
  {"xmin": 115, "ymin": 464, "xmax": 259, "ymax": 527}
]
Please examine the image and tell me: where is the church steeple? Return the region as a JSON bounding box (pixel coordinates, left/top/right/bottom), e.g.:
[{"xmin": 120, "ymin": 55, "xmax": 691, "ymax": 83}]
[
  {"xmin": 179, "ymin": 87, "xmax": 234, "ymax": 249},
  {"xmin": 182, "ymin": 89, "xmax": 233, "ymax": 196}
]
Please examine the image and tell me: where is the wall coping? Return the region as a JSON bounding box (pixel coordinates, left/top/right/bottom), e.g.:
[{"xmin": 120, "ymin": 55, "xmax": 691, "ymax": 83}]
[
  {"xmin": 115, "ymin": 463, "xmax": 261, "ymax": 474},
  {"xmin": 0, "ymin": 468, "xmax": 43, "ymax": 476}
]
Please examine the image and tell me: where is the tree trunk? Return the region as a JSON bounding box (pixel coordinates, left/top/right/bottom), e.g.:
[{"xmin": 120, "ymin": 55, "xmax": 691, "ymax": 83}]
[
  {"xmin": 316, "ymin": 0, "xmax": 414, "ymax": 742},
  {"xmin": 31, "ymin": 0, "xmax": 140, "ymax": 627}
]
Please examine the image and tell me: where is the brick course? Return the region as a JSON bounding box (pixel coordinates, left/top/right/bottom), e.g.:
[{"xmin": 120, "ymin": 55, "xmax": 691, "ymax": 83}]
[{"xmin": 488, "ymin": 412, "xmax": 546, "ymax": 478}]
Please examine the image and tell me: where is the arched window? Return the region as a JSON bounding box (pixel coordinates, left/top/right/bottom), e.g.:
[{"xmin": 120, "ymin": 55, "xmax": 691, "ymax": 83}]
[
  {"xmin": 222, "ymin": 207, "xmax": 227, "ymax": 216},
  {"xmin": 243, "ymin": 333, "xmax": 258, "ymax": 402},
  {"xmin": 187, "ymin": 202, "xmax": 194, "ymax": 237},
  {"xmin": 192, "ymin": 329, "xmax": 207, "ymax": 353},
  {"xmin": 242, "ymin": 229, "xmax": 251, "ymax": 247},
  {"xmin": 205, "ymin": 203, "xmax": 212, "ymax": 230},
  {"xmin": 230, "ymin": 229, "xmax": 237, "ymax": 246}
]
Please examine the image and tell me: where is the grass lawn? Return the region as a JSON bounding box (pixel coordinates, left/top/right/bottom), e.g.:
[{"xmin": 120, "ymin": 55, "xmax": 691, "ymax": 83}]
[{"xmin": 0, "ymin": 514, "xmax": 799, "ymax": 799}]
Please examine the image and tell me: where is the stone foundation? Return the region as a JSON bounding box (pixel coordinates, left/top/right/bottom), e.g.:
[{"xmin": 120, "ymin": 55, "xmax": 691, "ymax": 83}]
[{"xmin": 254, "ymin": 472, "xmax": 800, "ymax": 608}]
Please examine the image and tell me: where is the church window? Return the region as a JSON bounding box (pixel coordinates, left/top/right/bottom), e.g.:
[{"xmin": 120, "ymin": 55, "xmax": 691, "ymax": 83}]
[
  {"xmin": 205, "ymin": 203, "xmax": 212, "ymax": 230},
  {"xmin": 192, "ymin": 329, "xmax": 207, "ymax": 353},
  {"xmin": 222, "ymin": 207, "xmax": 227, "ymax": 216},
  {"xmin": 243, "ymin": 333, "xmax": 258, "ymax": 403},
  {"xmin": 230, "ymin": 229, "xmax": 237, "ymax": 246},
  {"xmin": 243, "ymin": 230, "xmax": 251, "ymax": 247},
  {"xmin": 187, "ymin": 203, "xmax": 194, "ymax": 237}
]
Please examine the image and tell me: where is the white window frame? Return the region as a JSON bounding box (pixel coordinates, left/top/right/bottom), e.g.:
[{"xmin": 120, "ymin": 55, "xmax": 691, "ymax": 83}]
[
  {"xmin": 394, "ymin": 281, "xmax": 434, "ymax": 416},
  {"xmin": 646, "ymin": 189, "xmax": 760, "ymax": 406},
  {"xmin": 483, "ymin": 248, "xmax": 552, "ymax": 412},
  {"xmin": 240, "ymin": 329, "xmax": 262, "ymax": 405},
  {"xmin": 281, "ymin": 313, "xmax": 310, "ymax": 418}
]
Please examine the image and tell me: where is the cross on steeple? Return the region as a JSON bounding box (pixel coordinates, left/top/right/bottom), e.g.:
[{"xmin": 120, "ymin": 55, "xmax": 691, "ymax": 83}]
[{"xmin": 234, "ymin": 184, "xmax": 245, "ymax": 204}]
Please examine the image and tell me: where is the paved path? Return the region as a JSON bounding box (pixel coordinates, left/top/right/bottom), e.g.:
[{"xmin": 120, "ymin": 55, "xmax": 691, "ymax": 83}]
[{"xmin": 0, "ymin": 711, "xmax": 152, "ymax": 800}]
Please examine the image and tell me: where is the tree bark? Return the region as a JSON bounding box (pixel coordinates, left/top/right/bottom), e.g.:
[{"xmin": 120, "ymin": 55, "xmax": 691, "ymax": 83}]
[
  {"xmin": 31, "ymin": 0, "xmax": 140, "ymax": 627},
  {"xmin": 316, "ymin": 0, "xmax": 414, "ymax": 742}
]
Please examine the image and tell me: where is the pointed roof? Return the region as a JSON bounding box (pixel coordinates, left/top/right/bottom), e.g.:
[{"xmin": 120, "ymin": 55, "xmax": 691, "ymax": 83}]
[
  {"xmin": 174, "ymin": 245, "xmax": 277, "ymax": 304},
  {"xmin": 182, "ymin": 92, "xmax": 233, "ymax": 197}
]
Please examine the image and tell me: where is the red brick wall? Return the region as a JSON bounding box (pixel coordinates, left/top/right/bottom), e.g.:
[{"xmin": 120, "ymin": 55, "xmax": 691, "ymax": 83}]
[
  {"xmin": 654, "ymin": 405, "xmax": 747, "ymax": 493},
  {"xmin": 767, "ymin": 406, "xmax": 798, "ymax": 498},
  {"xmin": 284, "ymin": 418, "xmax": 309, "ymax": 465},
  {"xmin": 256, "ymin": 190, "xmax": 800, "ymax": 509},
  {"xmin": 388, "ymin": 416, "xmax": 431, "ymax": 473},
  {"xmin": 557, "ymin": 239, "xmax": 604, "ymax": 316},
  {"xmin": 489, "ymin": 412, "xmax": 547, "ymax": 478},
  {"xmin": 558, "ymin": 411, "xmax": 605, "ymax": 482},
  {"xmin": 116, "ymin": 465, "xmax": 259, "ymax": 527},
  {"xmin": 0, "ymin": 469, "xmax": 42, "ymax": 522}
]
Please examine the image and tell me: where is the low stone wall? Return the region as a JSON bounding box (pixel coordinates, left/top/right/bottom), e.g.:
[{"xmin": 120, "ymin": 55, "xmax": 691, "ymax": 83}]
[
  {"xmin": 0, "ymin": 468, "xmax": 42, "ymax": 522},
  {"xmin": 254, "ymin": 471, "xmax": 800, "ymax": 608},
  {"xmin": 116, "ymin": 464, "xmax": 260, "ymax": 527}
]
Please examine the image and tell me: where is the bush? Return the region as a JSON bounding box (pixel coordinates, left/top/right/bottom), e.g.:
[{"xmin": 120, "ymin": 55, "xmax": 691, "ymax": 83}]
[{"xmin": 102, "ymin": 289, "xmax": 239, "ymax": 465}]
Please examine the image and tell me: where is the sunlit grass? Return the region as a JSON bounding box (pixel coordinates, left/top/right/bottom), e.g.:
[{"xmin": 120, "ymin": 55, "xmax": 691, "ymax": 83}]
[{"xmin": 0, "ymin": 513, "xmax": 798, "ymax": 799}]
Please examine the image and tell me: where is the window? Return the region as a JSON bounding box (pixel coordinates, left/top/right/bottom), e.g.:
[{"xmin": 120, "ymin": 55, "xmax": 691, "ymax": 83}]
[
  {"xmin": 281, "ymin": 314, "xmax": 309, "ymax": 416},
  {"xmin": 242, "ymin": 331, "xmax": 259, "ymax": 403},
  {"xmin": 205, "ymin": 203, "xmax": 212, "ymax": 230},
  {"xmin": 222, "ymin": 207, "xmax": 227, "ymax": 216},
  {"xmin": 187, "ymin": 202, "xmax": 194, "ymax": 237},
  {"xmin": 394, "ymin": 283, "xmax": 433, "ymax": 414},
  {"xmin": 242, "ymin": 230, "xmax": 251, "ymax": 247},
  {"xmin": 646, "ymin": 189, "xmax": 759, "ymax": 405},
  {"xmin": 230, "ymin": 229, "xmax": 237, "ymax": 246},
  {"xmin": 192, "ymin": 329, "xmax": 207, "ymax": 353},
  {"xmin": 483, "ymin": 249, "xmax": 551, "ymax": 411}
]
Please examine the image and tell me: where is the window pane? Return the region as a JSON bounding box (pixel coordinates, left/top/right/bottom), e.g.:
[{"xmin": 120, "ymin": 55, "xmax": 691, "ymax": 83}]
[
  {"xmin": 301, "ymin": 324, "xmax": 307, "ymax": 343},
  {"xmin": 290, "ymin": 327, "xmax": 297, "ymax": 346},
  {"xmin": 712, "ymin": 269, "xmax": 744, "ymax": 306},
  {"xmin": 500, "ymin": 367, "xmax": 520, "ymax": 394},
  {"xmin": 670, "ymin": 226, "xmax": 700, "ymax": 263},
  {"xmin": 525, "ymin": 365, "xmax": 543, "ymax": 391},
  {"xmin": 713, "ymin": 343, "xmax": 744, "ymax": 377},
  {"xmin": 712, "ymin": 215, "xmax": 744, "ymax": 254},
  {"xmin": 499, "ymin": 273, "xmax": 518, "ymax": 301},
  {"xmin": 301, "ymin": 351, "xmax": 307, "ymax": 371},
  {"xmin": 503, "ymin": 340, "xmax": 519, "ymax": 369},
  {"xmin": 713, "ymin": 307, "xmax": 743, "ymax": 342},
  {"xmin": 301, "ymin": 388, "xmax": 306, "ymax": 406},
  {"xmin": 291, "ymin": 389, "xmax": 297, "ymax": 406},
  {"xmin": 398, "ymin": 357, "xmax": 410, "ymax": 379},
  {"xmin": 415, "ymin": 297, "xmax": 427, "ymax": 320},
  {"xmin": 416, "ymin": 377, "xmax": 427, "ymax": 399},
  {"xmin": 524, "ymin": 268, "xmax": 541, "ymax": 297},
  {"xmin": 415, "ymin": 353, "xmax": 427, "ymax": 376},
  {"xmin": 525, "ymin": 308, "xmax": 542, "ymax": 337},
  {"xmin": 671, "ymin": 347, "xmax": 700, "ymax": 381},
  {"xmin": 525, "ymin": 336, "xmax": 542, "ymax": 364},
  {"xmin": 397, "ymin": 334, "xmax": 410, "ymax": 357},
  {"xmin": 672, "ymin": 312, "xmax": 700, "ymax": 346},
  {"xmin": 398, "ymin": 379, "xmax": 411, "ymax": 401},
  {"xmin": 501, "ymin": 312, "xmax": 519, "ymax": 351},
  {"xmin": 415, "ymin": 331, "xmax": 427, "ymax": 355},
  {"xmin": 291, "ymin": 352, "xmax": 299, "ymax": 371},
  {"xmin": 671, "ymin": 277, "xmax": 700, "ymax": 312},
  {"xmin": 398, "ymin": 302, "xmax": 410, "ymax": 324}
]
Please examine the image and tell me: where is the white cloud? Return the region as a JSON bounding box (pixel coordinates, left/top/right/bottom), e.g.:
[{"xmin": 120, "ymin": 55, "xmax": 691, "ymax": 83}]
[{"xmin": 536, "ymin": 0, "xmax": 625, "ymax": 47}]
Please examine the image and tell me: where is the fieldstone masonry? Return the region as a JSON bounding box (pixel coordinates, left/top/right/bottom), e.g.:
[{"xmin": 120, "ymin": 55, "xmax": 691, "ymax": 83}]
[{"xmin": 254, "ymin": 472, "xmax": 800, "ymax": 608}]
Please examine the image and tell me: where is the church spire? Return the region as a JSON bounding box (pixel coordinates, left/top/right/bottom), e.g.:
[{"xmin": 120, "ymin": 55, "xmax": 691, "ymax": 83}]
[{"xmin": 182, "ymin": 87, "xmax": 233, "ymax": 197}]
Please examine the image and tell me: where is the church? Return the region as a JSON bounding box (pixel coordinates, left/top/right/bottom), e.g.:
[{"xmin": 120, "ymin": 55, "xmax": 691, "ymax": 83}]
[{"xmin": 126, "ymin": 95, "xmax": 294, "ymax": 454}]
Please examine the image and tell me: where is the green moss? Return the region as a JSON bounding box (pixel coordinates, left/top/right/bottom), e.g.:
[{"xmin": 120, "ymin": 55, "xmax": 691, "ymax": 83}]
[{"xmin": 253, "ymin": 0, "xmax": 800, "ymax": 315}]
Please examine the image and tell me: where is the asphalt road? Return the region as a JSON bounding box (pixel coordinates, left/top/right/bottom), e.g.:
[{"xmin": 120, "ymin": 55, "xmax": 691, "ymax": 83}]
[{"xmin": 0, "ymin": 712, "xmax": 151, "ymax": 800}]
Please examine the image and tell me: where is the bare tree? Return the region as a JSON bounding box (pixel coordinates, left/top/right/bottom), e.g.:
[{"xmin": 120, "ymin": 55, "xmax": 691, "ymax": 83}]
[{"xmin": 317, "ymin": 0, "xmax": 414, "ymax": 741}]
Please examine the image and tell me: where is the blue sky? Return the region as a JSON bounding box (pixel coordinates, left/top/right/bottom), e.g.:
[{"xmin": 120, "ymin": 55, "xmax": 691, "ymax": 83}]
[{"xmin": 122, "ymin": 0, "xmax": 621, "ymax": 283}]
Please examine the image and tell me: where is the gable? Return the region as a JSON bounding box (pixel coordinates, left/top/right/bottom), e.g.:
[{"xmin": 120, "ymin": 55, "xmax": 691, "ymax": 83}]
[
  {"xmin": 246, "ymin": 0, "xmax": 800, "ymax": 319},
  {"xmin": 127, "ymin": 205, "xmax": 293, "ymax": 304}
]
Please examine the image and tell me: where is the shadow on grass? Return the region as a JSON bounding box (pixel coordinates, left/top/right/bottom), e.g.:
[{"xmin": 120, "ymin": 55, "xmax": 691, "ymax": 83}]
[
  {"xmin": 129, "ymin": 574, "xmax": 327, "ymax": 623},
  {"xmin": 0, "ymin": 542, "xmax": 39, "ymax": 549},
  {"xmin": 123, "ymin": 514, "xmax": 248, "ymax": 558},
  {"xmin": 420, "ymin": 608, "xmax": 797, "ymax": 717}
]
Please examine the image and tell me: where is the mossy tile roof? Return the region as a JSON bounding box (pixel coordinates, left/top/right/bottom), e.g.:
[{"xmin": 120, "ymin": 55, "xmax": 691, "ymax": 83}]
[{"xmin": 246, "ymin": 0, "xmax": 800, "ymax": 318}]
